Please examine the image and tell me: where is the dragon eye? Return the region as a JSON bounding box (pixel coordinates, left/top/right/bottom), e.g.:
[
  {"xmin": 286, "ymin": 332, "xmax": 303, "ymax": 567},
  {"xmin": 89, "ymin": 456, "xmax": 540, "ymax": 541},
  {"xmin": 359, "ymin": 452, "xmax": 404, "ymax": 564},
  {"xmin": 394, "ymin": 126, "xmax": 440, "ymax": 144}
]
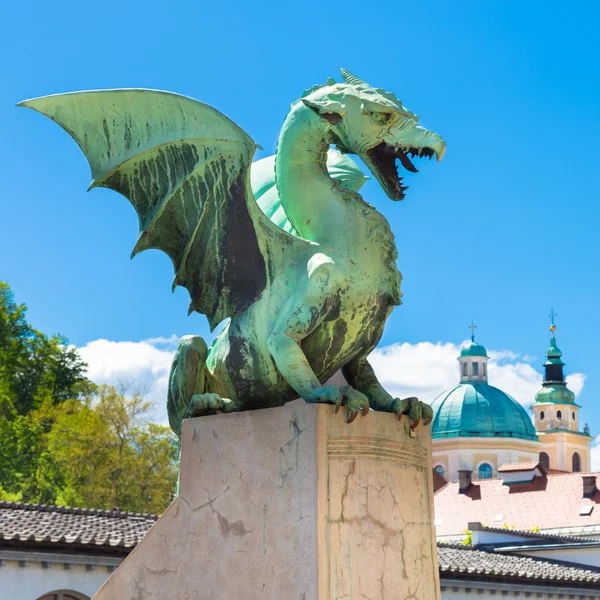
[{"xmin": 371, "ymin": 111, "xmax": 392, "ymax": 125}]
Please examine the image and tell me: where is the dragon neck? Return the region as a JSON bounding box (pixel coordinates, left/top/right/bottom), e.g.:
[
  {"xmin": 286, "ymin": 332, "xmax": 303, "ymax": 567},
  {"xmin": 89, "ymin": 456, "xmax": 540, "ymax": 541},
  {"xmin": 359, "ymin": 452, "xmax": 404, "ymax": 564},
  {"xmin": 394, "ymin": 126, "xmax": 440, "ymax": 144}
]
[
  {"xmin": 274, "ymin": 101, "xmax": 402, "ymax": 305},
  {"xmin": 275, "ymin": 101, "xmax": 349, "ymax": 244}
]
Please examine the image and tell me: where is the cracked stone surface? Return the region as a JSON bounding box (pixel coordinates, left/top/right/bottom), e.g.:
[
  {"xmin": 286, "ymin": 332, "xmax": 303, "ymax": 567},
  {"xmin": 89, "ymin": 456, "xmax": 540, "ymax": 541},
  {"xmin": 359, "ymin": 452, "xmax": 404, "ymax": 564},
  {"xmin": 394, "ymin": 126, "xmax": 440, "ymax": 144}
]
[{"xmin": 92, "ymin": 402, "xmax": 439, "ymax": 599}]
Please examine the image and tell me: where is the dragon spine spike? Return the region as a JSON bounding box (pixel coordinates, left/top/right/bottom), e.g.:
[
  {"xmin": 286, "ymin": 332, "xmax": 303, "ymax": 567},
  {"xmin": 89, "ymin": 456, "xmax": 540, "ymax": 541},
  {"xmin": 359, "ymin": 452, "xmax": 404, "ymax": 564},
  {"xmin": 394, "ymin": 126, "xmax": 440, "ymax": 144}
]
[{"xmin": 340, "ymin": 68, "xmax": 365, "ymax": 86}]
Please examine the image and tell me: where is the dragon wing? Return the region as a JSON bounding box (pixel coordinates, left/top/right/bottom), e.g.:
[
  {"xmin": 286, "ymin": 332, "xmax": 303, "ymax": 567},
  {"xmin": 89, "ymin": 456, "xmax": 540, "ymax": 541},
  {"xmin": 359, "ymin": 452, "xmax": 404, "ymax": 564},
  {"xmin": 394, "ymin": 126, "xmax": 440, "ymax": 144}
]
[
  {"xmin": 20, "ymin": 89, "xmax": 308, "ymax": 331},
  {"xmin": 251, "ymin": 149, "xmax": 369, "ymax": 236}
]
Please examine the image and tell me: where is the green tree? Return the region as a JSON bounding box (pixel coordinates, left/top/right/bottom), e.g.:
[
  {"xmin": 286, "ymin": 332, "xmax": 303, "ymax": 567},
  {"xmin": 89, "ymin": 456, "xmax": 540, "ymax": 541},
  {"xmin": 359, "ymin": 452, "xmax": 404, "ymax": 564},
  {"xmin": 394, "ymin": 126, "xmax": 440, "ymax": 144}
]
[
  {"xmin": 0, "ymin": 282, "xmax": 91, "ymax": 414},
  {"xmin": 48, "ymin": 385, "xmax": 178, "ymax": 513},
  {"xmin": 0, "ymin": 282, "xmax": 177, "ymax": 513}
]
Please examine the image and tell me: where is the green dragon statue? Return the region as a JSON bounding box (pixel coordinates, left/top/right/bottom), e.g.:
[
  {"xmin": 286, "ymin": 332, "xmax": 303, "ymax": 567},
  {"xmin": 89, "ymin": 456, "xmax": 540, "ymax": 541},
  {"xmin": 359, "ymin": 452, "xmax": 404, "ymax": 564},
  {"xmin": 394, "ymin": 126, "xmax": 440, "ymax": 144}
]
[{"xmin": 20, "ymin": 69, "xmax": 445, "ymax": 436}]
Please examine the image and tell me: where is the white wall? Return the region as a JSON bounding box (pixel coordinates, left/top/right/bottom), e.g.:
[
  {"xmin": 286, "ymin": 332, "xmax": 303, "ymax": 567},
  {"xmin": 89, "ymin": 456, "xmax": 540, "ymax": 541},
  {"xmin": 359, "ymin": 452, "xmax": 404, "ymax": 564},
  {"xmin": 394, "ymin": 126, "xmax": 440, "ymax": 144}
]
[
  {"xmin": 433, "ymin": 443, "xmax": 539, "ymax": 482},
  {"xmin": 0, "ymin": 552, "xmax": 121, "ymax": 600},
  {"xmin": 512, "ymin": 546, "xmax": 600, "ymax": 568}
]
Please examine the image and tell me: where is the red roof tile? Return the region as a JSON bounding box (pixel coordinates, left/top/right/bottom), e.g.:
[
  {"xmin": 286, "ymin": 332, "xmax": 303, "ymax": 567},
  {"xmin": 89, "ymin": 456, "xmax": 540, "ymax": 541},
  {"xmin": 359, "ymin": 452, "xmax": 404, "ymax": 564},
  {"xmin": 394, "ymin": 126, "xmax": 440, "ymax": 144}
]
[
  {"xmin": 497, "ymin": 462, "xmax": 540, "ymax": 472},
  {"xmin": 432, "ymin": 469, "xmax": 448, "ymax": 492},
  {"xmin": 434, "ymin": 472, "xmax": 600, "ymax": 536}
]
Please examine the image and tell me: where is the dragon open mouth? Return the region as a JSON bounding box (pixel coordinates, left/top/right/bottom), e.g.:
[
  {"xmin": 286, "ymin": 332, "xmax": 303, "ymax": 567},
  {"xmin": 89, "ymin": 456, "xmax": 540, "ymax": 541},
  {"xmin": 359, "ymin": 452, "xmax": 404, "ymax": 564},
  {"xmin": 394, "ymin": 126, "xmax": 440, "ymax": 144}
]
[{"xmin": 366, "ymin": 142, "xmax": 437, "ymax": 201}]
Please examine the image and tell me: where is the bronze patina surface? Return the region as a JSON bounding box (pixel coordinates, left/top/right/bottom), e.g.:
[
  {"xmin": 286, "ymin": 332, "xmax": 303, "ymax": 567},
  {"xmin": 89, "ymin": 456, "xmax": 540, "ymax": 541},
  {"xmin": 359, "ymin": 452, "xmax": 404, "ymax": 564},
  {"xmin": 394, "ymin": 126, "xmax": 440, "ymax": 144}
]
[{"xmin": 20, "ymin": 70, "xmax": 446, "ymax": 436}]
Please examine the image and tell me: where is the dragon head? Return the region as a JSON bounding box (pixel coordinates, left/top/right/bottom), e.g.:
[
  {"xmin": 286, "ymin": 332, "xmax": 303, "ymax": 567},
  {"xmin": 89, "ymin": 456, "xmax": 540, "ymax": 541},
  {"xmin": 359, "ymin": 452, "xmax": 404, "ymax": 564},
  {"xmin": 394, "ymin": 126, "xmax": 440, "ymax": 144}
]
[{"xmin": 301, "ymin": 69, "xmax": 446, "ymax": 201}]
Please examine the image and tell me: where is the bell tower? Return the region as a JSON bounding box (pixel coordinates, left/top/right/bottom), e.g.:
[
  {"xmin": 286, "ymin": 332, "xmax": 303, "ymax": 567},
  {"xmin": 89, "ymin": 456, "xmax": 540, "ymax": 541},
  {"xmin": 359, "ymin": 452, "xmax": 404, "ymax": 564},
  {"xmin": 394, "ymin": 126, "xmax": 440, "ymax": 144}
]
[{"xmin": 532, "ymin": 310, "xmax": 592, "ymax": 472}]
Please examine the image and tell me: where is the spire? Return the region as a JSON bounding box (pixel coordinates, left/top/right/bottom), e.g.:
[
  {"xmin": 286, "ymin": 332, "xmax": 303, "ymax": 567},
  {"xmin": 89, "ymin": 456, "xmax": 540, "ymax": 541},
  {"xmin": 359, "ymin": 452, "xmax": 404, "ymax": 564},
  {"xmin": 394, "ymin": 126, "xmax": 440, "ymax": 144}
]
[
  {"xmin": 534, "ymin": 309, "xmax": 575, "ymax": 404},
  {"xmin": 469, "ymin": 320, "xmax": 477, "ymax": 342},
  {"xmin": 549, "ymin": 307, "xmax": 557, "ymax": 338}
]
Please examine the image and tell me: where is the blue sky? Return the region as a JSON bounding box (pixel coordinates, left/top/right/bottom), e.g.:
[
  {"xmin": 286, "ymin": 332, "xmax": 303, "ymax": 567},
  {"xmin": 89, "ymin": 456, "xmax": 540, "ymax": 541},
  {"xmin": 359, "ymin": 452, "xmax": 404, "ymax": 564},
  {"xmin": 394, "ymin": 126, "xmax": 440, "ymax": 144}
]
[{"xmin": 1, "ymin": 2, "xmax": 599, "ymax": 438}]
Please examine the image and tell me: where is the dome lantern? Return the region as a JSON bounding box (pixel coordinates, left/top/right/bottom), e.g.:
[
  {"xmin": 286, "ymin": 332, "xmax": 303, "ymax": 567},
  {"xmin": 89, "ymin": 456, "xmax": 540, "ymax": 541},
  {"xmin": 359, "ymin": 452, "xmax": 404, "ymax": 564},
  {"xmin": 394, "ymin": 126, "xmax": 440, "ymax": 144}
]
[{"xmin": 458, "ymin": 321, "xmax": 489, "ymax": 383}]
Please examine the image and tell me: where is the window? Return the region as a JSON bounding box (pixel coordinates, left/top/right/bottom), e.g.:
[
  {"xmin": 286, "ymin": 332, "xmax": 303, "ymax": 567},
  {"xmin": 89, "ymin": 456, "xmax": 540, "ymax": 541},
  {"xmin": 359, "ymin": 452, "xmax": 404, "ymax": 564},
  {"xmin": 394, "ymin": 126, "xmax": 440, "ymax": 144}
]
[
  {"xmin": 572, "ymin": 452, "xmax": 582, "ymax": 472},
  {"xmin": 472, "ymin": 362, "xmax": 479, "ymax": 376},
  {"xmin": 572, "ymin": 411, "xmax": 576, "ymax": 421},
  {"xmin": 540, "ymin": 410, "xmax": 545, "ymax": 421},
  {"xmin": 539, "ymin": 452, "xmax": 550, "ymax": 469},
  {"xmin": 478, "ymin": 463, "xmax": 492, "ymax": 480},
  {"xmin": 38, "ymin": 593, "xmax": 89, "ymax": 600},
  {"xmin": 434, "ymin": 465, "xmax": 445, "ymax": 478},
  {"xmin": 462, "ymin": 362, "xmax": 468, "ymax": 377},
  {"xmin": 556, "ymin": 410, "xmax": 562, "ymax": 421},
  {"xmin": 482, "ymin": 362, "xmax": 487, "ymax": 377}
]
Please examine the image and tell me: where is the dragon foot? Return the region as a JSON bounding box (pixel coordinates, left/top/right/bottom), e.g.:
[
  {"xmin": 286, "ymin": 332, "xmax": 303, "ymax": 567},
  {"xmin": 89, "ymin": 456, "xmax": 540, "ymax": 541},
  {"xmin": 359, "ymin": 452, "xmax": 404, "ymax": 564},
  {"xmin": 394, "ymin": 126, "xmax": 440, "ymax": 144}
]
[
  {"xmin": 388, "ymin": 397, "xmax": 433, "ymax": 430},
  {"xmin": 184, "ymin": 393, "xmax": 237, "ymax": 419},
  {"xmin": 304, "ymin": 385, "xmax": 369, "ymax": 424}
]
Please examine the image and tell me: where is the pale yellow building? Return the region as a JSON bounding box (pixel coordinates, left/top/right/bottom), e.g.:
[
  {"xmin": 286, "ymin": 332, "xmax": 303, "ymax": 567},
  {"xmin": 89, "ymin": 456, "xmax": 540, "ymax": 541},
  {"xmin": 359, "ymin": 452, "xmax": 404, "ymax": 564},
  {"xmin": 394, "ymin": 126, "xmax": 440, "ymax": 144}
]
[
  {"xmin": 531, "ymin": 324, "xmax": 592, "ymax": 472},
  {"xmin": 430, "ymin": 324, "xmax": 592, "ymax": 482}
]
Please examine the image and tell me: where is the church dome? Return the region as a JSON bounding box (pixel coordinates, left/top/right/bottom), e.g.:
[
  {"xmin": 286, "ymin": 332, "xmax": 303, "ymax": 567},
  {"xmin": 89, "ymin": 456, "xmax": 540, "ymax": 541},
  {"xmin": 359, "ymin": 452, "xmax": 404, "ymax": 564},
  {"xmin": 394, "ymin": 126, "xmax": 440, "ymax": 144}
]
[
  {"xmin": 460, "ymin": 340, "xmax": 488, "ymax": 357},
  {"xmin": 431, "ymin": 382, "xmax": 538, "ymax": 441}
]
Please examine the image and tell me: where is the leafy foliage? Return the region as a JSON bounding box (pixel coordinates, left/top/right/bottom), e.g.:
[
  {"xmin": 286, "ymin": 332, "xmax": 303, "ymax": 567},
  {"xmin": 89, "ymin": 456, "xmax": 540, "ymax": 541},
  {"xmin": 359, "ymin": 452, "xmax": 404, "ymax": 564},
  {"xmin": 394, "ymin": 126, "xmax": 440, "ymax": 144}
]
[
  {"xmin": 0, "ymin": 282, "xmax": 91, "ymax": 414},
  {"xmin": 48, "ymin": 386, "xmax": 178, "ymax": 513},
  {"xmin": 0, "ymin": 282, "xmax": 178, "ymax": 513}
]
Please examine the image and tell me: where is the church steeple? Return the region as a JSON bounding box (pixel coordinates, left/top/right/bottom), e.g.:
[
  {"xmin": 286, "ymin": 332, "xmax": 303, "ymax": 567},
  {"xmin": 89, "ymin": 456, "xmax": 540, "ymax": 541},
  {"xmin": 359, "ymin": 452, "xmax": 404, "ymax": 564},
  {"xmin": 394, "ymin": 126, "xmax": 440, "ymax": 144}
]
[
  {"xmin": 543, "ymin": 308, "xmax": 566, "ymax": 384},
  {"xmin": 531, "ymin": 310, "xmax": 591, "ymax": 473},
  {"xmin": 536, "ymin": 312, "xmax": 574, "ymax": 404}
]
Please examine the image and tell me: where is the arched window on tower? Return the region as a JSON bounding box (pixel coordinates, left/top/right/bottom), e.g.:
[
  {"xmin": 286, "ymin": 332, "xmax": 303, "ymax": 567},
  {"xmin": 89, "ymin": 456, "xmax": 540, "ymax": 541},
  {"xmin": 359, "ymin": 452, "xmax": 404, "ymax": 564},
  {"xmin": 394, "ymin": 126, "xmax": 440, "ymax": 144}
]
[
  {"xmin": 539, "ymin": 452, "xmax": 550, "ymax": 469},
  {"xmin": 572, "ymin": 452, "xmax": 582, "ymax": 472},
  {"xmin": 478, "ymin": 463, "xmax": 492, "ymax": 480},
  {"xmin": 472, "ymin": 362, "xmax": 479, "ymax": 376},
  {"xmin": 556, "ymin": 410, "xmax": 562, "ymax": 421},
  {"xmin": 462, "ymin": 362, "xmax": 468, "ymax": 377},
  {"xmin": 434, "ymin": 465, "xmax": 445, "ymax": 479},
  {"xmin": 540, "ymin": 410, "xmax": 545, "ymax": 421}
]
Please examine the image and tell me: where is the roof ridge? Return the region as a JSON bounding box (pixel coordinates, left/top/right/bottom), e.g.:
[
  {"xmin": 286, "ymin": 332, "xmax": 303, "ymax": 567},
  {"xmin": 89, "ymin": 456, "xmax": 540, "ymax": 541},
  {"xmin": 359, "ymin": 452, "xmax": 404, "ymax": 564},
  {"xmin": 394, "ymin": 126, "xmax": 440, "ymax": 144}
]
[
  {"xmin": 477, "ymin": 524, "xmax": 599, "ymax": 543},
  {"xmin": 0, "ymin": 500, "xmax": 159, "ymax": 520}
]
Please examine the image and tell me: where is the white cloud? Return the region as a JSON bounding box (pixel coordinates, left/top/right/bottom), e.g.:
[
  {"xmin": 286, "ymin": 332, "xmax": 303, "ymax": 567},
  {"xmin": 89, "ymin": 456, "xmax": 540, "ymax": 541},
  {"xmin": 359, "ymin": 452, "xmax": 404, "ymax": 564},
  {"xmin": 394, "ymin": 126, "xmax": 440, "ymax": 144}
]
[
  {"xmin": 77, "ymin": 337, "xmax": 586, "ymax": 429},
  {"xmin": 78, "ymin": 337, "xmax": 178, "ymax": 424},
  {"xmin": 370, "ymin": 340, "xmax": 586, "ymax": 409},
  {"xmin": 369, "ymin": 341, "xmax": 460, "ymax": 403}
]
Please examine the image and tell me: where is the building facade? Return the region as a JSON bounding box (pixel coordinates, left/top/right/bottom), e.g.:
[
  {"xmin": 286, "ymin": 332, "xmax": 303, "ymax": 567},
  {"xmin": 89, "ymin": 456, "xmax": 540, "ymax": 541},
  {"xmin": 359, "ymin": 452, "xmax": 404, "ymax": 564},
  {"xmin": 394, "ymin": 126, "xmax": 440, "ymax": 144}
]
[
  {"xmin": 430, "ymin": 324, "xmax": 592, "ymax": 482},
  {"xmin": 430, "ymin": 335, "xmax": 540, "ymax": 482},
  {"xmin": 531, "ymin": 324, "xmax": 592, "ymax": 471}
]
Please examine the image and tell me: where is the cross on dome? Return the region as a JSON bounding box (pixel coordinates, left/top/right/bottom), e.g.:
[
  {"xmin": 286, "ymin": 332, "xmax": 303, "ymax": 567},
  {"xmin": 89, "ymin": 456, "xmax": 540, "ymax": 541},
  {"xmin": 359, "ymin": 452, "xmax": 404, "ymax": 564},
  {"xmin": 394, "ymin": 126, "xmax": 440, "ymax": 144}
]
[{"xmin": 469, "ymin": 320, "xmax": 477, "ymax": 341}]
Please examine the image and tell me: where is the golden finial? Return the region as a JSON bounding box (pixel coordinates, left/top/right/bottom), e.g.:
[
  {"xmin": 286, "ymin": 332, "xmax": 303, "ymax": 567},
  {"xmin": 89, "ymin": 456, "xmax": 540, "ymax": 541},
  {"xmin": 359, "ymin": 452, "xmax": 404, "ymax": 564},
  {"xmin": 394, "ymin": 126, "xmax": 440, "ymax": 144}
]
[{"xmin": 549, "ymin": 307, "xmax": 557, "ymax": 336}]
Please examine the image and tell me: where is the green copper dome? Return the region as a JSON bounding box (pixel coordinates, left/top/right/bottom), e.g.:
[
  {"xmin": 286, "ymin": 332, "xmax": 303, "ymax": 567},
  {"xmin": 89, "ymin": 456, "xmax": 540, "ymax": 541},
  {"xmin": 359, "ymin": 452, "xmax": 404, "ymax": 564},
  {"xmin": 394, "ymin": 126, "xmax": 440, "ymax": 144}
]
[
  {"xmin": 534, "ymin": 384, "xmax": 576, "ymax": 404},
  {"xmin": 431, "ymin": 382, "xmax": 538, "ymax": 440},
  {"xmin": 460, "ymin": 340, "xmax": 488, "ymax": 357},
  {"xmin": 544, "ymin": 336, "xmax": 565, "ymax": 366}
]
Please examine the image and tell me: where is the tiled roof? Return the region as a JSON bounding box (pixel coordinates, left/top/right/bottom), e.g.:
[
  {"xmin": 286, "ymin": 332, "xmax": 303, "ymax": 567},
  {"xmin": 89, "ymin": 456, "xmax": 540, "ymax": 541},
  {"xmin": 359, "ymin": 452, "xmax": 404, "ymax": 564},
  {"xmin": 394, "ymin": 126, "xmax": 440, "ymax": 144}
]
[
  {"xmin": 0, "ymin": 502, "xmax": 157, "ymax": 554},
  {"xmin": 497, "ymin": 462, "xmax": 540, "ymax": 472},
  {"xmin": 434, "ymin": 472, "xmax": 600, "ymax": 536},
  {"xmin": 471, "ymin": 523, "xmax": 599, "ymax": 545},
  {"xmin": 432, "ymin": 469, "xmax": 448, "ymax": 492},
  {"xmin": 438, "ymin": 544, "xmax": 600, "ymax": 588}
]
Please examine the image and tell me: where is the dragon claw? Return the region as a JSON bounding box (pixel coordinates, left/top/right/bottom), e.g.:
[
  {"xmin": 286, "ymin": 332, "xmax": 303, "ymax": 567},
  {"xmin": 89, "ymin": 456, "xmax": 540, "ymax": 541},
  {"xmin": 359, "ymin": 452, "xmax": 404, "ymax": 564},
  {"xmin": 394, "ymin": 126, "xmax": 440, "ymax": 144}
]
[
  {"xmin": 388, "ymin": 397, "xmax": 432, "ymax": 430},
  {"xmin": 340, "ymin": 386, "xmax": 370, "ymax": 424},
  {"xmin": 185, "ymin": 393, "xmax": 237, "ymax": 419}
]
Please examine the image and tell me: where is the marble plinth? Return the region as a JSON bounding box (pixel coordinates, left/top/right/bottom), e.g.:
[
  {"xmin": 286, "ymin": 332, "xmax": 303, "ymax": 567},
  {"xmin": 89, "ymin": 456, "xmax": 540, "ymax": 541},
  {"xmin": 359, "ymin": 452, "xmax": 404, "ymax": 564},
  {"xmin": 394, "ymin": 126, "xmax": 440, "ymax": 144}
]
[{"xmin": 93, "ymin": 402, "xmax": 440, "ymax": 599}]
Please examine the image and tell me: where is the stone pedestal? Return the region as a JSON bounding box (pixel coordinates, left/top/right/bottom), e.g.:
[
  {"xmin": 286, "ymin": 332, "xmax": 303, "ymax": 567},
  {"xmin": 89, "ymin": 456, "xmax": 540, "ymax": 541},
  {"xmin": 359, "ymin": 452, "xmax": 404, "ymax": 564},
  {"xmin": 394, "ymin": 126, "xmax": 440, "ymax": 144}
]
[{"xmin": 93, "ymin": 403, "xmax": 440, "ymax": 599}]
